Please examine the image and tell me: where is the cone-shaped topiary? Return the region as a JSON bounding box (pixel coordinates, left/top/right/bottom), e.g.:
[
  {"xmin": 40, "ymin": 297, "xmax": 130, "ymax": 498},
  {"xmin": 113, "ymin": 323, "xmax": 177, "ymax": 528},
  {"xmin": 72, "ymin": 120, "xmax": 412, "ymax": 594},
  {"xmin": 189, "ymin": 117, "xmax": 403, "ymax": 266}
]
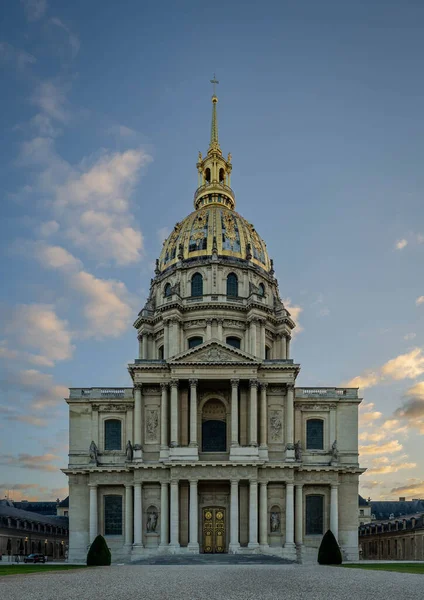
[
  {"xmin": 86, "ymin": 535, "xmax": 111, "ymax": 566},
  {"xmin": 317, "ymin": 529, "xmax": 342, "ymax": 565}
]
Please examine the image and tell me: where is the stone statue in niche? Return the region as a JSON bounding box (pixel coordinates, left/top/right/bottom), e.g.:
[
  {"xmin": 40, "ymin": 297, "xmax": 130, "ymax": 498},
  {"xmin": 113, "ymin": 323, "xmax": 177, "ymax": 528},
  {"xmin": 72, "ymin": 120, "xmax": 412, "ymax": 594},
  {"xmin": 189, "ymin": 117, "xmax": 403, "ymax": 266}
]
[
  {"xmin": 146, "ymin": 510, "xmax": 158, "ymax": 533},
  {"xmin": 331, "ymin": 440, "xmax": 338, "ymax": 462},
  {"xmin": 294, "ymin": 440, "xmax": 302, "ymax": 461},
  {"xmin": 125, "ymin": 440, "xmax": 133, "ymax": 462},
  {"xmin": 270, "ymin": 512, "xmax": 280, "ymax": 533},
  {"xmin": 146, "ymin": 410, "xmax": 159, "ymax": 441},
  {"xmin": 269, "ymin": 411, "xmax": 282, "ymax": 441},
  {"xmin": 89, "ymin": 441, "xmax": 98, "ymax": 465}
]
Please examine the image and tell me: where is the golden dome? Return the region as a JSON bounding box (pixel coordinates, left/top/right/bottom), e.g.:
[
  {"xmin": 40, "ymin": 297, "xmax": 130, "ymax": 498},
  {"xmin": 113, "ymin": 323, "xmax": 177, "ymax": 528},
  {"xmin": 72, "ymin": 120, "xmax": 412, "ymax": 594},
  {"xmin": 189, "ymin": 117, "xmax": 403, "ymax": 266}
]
[{"xmin": 158, "ymin": 204, "xmax": 271, "ymax": 273}]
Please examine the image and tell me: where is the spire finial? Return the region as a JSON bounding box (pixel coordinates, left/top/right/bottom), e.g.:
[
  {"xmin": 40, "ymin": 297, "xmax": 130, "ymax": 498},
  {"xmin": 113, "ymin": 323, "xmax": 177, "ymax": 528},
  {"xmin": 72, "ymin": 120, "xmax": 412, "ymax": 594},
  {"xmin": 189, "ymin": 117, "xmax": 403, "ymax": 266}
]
[{"xmin": 209, "ymin": 74, "xmax": 219, "ymax": 148}]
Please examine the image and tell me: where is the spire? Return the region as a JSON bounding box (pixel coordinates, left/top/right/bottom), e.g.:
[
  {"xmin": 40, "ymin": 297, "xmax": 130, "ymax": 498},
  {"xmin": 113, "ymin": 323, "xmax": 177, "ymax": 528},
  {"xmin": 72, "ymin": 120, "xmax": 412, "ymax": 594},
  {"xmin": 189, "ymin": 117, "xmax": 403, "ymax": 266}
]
[{"xmin": 209, "ymin": 74, "xmax": 220, "ymax": 150}]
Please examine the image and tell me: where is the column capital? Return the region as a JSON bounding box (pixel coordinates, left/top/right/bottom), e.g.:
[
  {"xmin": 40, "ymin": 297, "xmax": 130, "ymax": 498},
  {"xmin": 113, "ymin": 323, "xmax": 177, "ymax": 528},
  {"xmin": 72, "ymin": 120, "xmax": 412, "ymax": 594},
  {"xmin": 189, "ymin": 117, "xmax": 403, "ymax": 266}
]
[
  {"xmin": 134, "ymin": 383, "xmax": 143, "ymax": 391},
  {"xmin": 259, "ymin": 481, "xmax": 268, "ymax": 488},
  {"xmin": 285, "ymin": 481, "xmax": 294, "ymax": 489},
  {"xmin": 331, "ymin": 483, "xmax": 340, "ymax": 489},
  {"xmin": 249, "ymin": 379, "xmax": 259, "ymax": 388},
  {"xmin": 260, "ymin": 382, "xmax": 268, "ymax": 390},
  {"xmin": 170, "ymin": 378, "xmax": 179, "ymax": 388},
  {"xmin": 124, "ymin": 483, "xmax": 133, "ymax": 489},
  {"xmin": 88, "ymin": 483, "xmax": 98, "ymax": 489},
  {"xmin": 189, "ymin": 478, "xmax": 198, "ymax": 485},
  {"xmin": 160, "ymin": 382, "xmax": 169, "ymax": 391},
  {"xmin": 249, "ymin": 478, "xmax": 258, "ymax": 484},
  {"xmin": 189, "ymin": 378, "xmax": 198, "ymax": 387},
  {"xmin": 217, "ymin": 318, "xmax": 224, "ymax": 324},
  {"xmin": 206, "ymin": 318, "xmax": 213, "ymax": 325},
  {"xmin": 170, "ymin": 478, "xmax": 179, "ymax": 486},
  {"xmin": 230, "ymin": 378, "xmax": 240, "ymax": 388},
  {"xmin": 286, "ymin": 383, "xmax": 294, "ymax": 392},
  {"xmin": 295, "ymin": 483, "xmax": 304, "ymax": 489},
  {"xmin": 285, "ymin": 333, "xmax": 292, "ymax": 341},
  {"xmin": 230, "ymin": 478, "xmax": 239, "ymax": 485}
]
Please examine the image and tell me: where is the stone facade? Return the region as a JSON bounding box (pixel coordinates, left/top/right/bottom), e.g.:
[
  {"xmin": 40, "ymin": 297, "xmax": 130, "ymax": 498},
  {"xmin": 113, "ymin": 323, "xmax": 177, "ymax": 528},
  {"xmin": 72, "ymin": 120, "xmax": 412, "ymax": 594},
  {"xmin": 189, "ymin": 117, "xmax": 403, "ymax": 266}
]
[
  {"xmin": 359, "ymin": 514, "xmax": 424, "ymax": 560},
  {"xmin": 63, "ymin": 92, "xmax": 363, "ymax": 564}
]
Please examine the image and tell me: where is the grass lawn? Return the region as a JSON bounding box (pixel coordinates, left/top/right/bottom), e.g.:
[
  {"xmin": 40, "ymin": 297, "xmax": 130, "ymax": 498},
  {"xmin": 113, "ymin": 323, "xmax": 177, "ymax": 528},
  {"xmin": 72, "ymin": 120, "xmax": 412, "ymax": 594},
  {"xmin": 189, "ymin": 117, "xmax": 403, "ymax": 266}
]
[
  {"xmin": 342, "ymin": 563, "xmax": 424, "ymax": 574},
  {"xmin": 0, "ymin": 564, "xmax": 87, "ymax": 577}
]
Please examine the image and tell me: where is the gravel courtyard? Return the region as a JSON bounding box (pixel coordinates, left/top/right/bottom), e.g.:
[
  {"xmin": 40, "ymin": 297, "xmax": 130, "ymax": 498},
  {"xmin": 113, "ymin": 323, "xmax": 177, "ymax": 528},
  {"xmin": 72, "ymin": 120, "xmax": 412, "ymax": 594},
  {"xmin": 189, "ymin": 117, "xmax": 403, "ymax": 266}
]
[{"xmin": 1, "ymin": 563, "xmax": 423, "ymax": 600}]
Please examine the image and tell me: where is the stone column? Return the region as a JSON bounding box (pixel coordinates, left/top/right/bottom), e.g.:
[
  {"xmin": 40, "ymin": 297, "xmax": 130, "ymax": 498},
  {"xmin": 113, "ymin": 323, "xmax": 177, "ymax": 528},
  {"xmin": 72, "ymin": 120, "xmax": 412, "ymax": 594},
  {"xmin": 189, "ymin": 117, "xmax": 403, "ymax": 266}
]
[
  {"xmin": 249, "ymin": 379, "xmax": 258, "ymax": 446},
  {"xmin": 286, "ymin": 334, "xmax": 291, "ymax": 359},
  {"xmin": 160, "ymin": 383, "xmax": 168, "ymax": 449},
  {"xmin": 170, "ymin": 379, "xmax": 179, "ymax": 447},
  {"xmin": 280, "ymin": 334, "xmax": 287, "ymax": 359},
  {"xmin": 259, "ymin": 482, "xmax": 269, "ymax": 547},
  {"xmin": 330, "ymin": 484, "xmax": 339, "ymax": 540},
  {"xmin": 133, "ymin": 483, "xmax": 143, "ymax": 546},
  {"xmin": 138, "ymin": 335, "xmax": 142, "ymax": 359},
  {"xmin": 259, "ymin": 383, "xmax": 268, "ymax": 449},
  {"xmin": 230, "ymin": 378, "xmax": 239, "ymax": 447},
  {"xmin": 260, "ymin": 319, "xmax": 266, "ymax": 359},
  {"xmin": 248, "ymin": 479, "xmax": 259, "ymax": 548},
  {"xmin": 160, "ymin": 482, "xmax": 169, "ymax": 547},
  {"xmin": 285, "ymin": 483, "xmax": 295, "ymax": 547},
  {"xmin": 206, "ymin": 319, "xmax": 212, "ymax": 340},
  {"xmin": 134, "ymin": 385, "xmax": 142, "ymax": 448},
  {"xmin": 250, "ymin": 320, "xmax": 257, "ymax": 356},
  {"xmin": 189, "ymin": 379, "xmax": 198, "ymax": 447},
  {"xmin": 330, "ymin": 406, "xmax": 336, "ymax": 448},
  {"xmin": 229, "ymin": 479, "xmax": 240, "ymax": 552},
  {"xmin": 217, "ymin": 318, "xmax": 223, "ymax": 340},
  {"xmin": 125, "ymin": 485, "xmax": 133, "ymax": 548},
  {"xmin": 163, "ymin": 319, "xmax": 169, "ymax": 359},
  {"xmin": 285, "ymin": 384, "xmax": 294, "ymax": 460},
  {"xmin": 188, "ymin": 480, "xmax": 199, "ymax": 552},
  {"xmin": 89, "ymin": 484, "xmax": 98, "ymax": 543},
  {"xmin": 142, "ymin": 334, "xmax": 148, "ymax": 359},
  {"xmin": 295, "ymin": 484, "xmax": 303, "ymax": 546},
  {"xmin": 170, "ymin": 480, "xmax": 180, "ymax": 549}
]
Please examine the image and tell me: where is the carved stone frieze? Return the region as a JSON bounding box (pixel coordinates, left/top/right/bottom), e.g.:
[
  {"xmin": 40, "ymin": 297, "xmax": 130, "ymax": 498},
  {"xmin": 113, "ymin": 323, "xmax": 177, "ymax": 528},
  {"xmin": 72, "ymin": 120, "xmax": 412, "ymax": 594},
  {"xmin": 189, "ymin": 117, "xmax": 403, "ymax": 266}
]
[
  {"xmin": 92, "ymin": 403, "xmax": 133, "ymax": 412},
  {"xmin": 145, "ymin": 409, "xmax": 159, "ymax": 442},
  {"xmin": 142, "ymin": 387, "xmax": 161, "ymax": 395},
  {"xmin": 297, "ymin": 403, "xmax": 335, "ymax": 411},
  {"xmin": 269, "ymin": 410, "xmax": 283, "ymax": 442}
]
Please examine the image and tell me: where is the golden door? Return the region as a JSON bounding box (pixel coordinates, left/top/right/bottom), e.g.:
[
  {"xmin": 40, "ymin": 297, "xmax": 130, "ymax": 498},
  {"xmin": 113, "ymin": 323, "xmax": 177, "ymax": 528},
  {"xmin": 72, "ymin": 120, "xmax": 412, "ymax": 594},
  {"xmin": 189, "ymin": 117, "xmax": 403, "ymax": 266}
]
[{"xmin": 202, "ymin": 507, "xmax": 226, "ymax": 553}]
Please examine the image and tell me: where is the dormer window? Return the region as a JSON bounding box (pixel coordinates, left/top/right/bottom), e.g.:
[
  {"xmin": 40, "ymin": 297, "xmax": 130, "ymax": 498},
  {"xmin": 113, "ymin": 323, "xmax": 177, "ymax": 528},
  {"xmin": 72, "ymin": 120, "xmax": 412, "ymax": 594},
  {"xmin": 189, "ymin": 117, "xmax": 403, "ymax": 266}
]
[{"xmin": 205, "ymin": 168, "xmax": 211, "ymax": 184}]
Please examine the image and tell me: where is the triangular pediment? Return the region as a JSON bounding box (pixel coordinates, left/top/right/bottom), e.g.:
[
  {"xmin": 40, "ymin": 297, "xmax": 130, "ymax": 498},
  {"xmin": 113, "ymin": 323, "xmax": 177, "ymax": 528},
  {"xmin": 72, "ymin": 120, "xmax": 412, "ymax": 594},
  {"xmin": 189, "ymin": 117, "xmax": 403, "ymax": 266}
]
[{"xmin": 169, "ymin": 339, "xmax": 259, "ymax": 364}]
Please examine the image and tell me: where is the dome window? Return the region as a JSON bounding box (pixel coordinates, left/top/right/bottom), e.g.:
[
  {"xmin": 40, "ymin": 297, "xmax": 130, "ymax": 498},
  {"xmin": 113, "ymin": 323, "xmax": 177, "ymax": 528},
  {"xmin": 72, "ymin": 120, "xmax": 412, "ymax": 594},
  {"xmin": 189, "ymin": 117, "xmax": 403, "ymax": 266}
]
[
  {"xmin": 219, "ymin": 168, "xmax": 225, "ymax": 183},
  {"xmin": 258, "ymin": 283, "xmax": 265, "ymax": 296},
  {"xmin": 226, "ymin": 273, "xmax": 238, "ymax": 297},
  {"xmin": 205, "ymin": 168, "xmax": 211, "ymax": 184},
  {"xmin": 164, "ymin": 283, "xmax": 172, "ymax": 297},
  {"xmin": 191, "ymin": 273, "xmax": 203, "ymax": 297},
  {"xmin": 188, "ymin": 336, "xmax": 203, "ymax": 349},
  {"xmin": 226, "ymin": 336, "xmax": 241, "ymax": 349}
]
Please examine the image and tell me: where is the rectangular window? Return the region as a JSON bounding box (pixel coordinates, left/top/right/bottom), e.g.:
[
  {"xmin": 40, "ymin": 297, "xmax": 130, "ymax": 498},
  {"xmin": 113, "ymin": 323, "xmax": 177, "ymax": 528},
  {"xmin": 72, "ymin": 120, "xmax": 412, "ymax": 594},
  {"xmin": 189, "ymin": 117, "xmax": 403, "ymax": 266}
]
[
  {"xmin": 104, "ymin": 495, "xmax": 122, "ymax": 536},
  {"xmin": 306, "ymin": 419, "xmax": 324, "ymax": 450},
  {"xmin": 305, "ymin": 495, "xmax": 324, "ymax": 535},
  {"xmin": 105, "ymin": 420, "xmax": 122, "ymax": 450}
]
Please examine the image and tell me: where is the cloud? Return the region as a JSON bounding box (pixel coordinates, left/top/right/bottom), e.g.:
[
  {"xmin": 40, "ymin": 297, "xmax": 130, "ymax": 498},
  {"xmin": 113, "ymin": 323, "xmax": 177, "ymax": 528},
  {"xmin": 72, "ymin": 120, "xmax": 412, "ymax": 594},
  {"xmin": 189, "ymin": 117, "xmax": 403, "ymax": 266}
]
[
  {"xmin": 33, "ymin": 243, "xmax": 82, "ymax": 271},
  {"xmin": 0, "ymin": 483, "xmax": 68, "ymax": 502},
  {"xmin": 31, "ymin": 80, "xmax": 69, "ymax": 124},
  {"xmin": 395, "ymin": 381, "xmax": 424, "ymax": 434},
  {"xmin": 395, "ymin": 239, "xmax": 408, "ymax": 250},
  {"xmin": 37, "ymin": 220, "xmax": 59, "ymax": 237},
  {"xmin": 416, "ymin": 296, "xmax": 424, "ymax": 306},
  {"xmin": 359, "ymin": 440, "xmax": 403, "ymax": 457},
  {"xmin": 390, "ymin": 480, "xmax": 424, "ymax": 498},
  {"xmin": 0, "ymin": 339, "xmax": 57, "ymax": 368},
  {"xmin": 21, "ymin": 0, "xmax": 47, "ymax": 21},
  {"xmin": 366, "ymin": 461, "xmax": 416, "ymax": 475},
  {"xmin": 0, "ymin": 368, "xmax": 68, "ymax": 411},
  {"xmin": 345, "ymin": 348, "xmax": 424, "ymax": 390},
  {"xmin": 360, "ymin": 480, "xmax": 383, "ymax": 490},
  {"xmin": 0, "ymin": 42, "xmax": 36, "ymax": 69},
  {"xmin": 71, "ymin": 271, "xmax": 133, "ymax": 338},
  {"xmin": 282, "ymin": 298, "xmax": 303, "ymax": 337},
  {"xmin": 359, "ymin": 402, "xmax": 382, "ymax": 427},
  {"xmin": 404, "ymin": 332, "xmax": 416, "ymax": 341},
  {"xmin": 0, "ymin": 452, "xmax": 61, "ymax": 472},
  {"xmin": 6, "ymin": 304, "xmax": 74, "ymax": 365},
  {"xmin": 107, "ymin": 125, "xmax": 137, "ymax": 139},
  {"xmin": 49, "ymin": 17, "xmax": 80, "ymax": 58}
]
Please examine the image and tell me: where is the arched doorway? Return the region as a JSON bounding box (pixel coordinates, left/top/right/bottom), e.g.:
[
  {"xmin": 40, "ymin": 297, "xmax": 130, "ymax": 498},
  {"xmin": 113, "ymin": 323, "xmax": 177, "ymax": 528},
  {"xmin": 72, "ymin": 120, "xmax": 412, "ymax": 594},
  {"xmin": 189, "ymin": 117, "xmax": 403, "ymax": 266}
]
[{"xmin": 201, "ymin": 400, "xmax": 227, "ymax": 452}]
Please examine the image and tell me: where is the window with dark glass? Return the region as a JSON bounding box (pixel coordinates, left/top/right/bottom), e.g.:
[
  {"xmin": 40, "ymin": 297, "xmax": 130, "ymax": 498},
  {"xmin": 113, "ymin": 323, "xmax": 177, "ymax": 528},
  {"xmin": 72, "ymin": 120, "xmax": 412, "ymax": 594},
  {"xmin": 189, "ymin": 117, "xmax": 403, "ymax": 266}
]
[
  {"xmin": 226, "ymin": 336, "xmax": 241, "ymax": 349},
  {"xmin": 158, "ymin": 346, "xmax": 164, "ymax": 360},
  {"xmin": 104, "ymin": 495, "xmax": 122, "ymax": 536},
  {"xmin": 191, "ymin": 273, "xmax": 203, "ymax": 297},
  {"xmin": 306, "ymin": 419, "xmax": 324, "ymax": 450},
  {"xmin": 265, "ymin": 346, "xmax": 270, "ymax": 359},
  {"xmin": 164, "ymin": 283, "xmax": 172, "ymax": 297},
  {"xmin": 104, "ymin": 419, "xmax": 122, "ymax": 450},
  {"xmin": 259, "ymin": 283, "xmax": 265, "ymax": 296},
  {"xmin": 202, "ymin": 420, "xmax": 226, "ymax": 452},
  {"xmin": 188, "ymin": 336, "xmax": 203, "ymax": 349},
  {"xmin": 226, "ymin": 273, "xmax": 238, "ymax": 297},
  {"xmin": 305, "ymin": 495, "xmax": 324, "ymax": 535}
]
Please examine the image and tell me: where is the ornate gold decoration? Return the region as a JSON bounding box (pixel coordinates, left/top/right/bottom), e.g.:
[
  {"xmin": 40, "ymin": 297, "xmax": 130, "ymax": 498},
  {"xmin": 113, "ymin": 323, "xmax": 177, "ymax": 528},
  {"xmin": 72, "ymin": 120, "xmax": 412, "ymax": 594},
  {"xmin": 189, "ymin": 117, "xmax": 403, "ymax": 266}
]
[{"xmin": 202, "ymin": 507, "xmax": 226, "ymax": 553}]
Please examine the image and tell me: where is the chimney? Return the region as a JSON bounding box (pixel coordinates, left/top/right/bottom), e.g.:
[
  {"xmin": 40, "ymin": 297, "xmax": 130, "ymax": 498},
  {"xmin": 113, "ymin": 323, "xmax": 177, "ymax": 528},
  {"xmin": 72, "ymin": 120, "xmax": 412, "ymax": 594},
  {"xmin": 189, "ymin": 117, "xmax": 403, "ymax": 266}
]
[{"xmin": 399, "ymin": 497, "xmax": 406, "ymax": 502}]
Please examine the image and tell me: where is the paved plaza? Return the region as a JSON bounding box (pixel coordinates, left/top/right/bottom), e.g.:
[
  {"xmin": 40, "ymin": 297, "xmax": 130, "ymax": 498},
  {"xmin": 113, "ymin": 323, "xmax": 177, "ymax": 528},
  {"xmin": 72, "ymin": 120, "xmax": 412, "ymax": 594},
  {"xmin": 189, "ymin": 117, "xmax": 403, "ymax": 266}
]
[{"xmin": 1, "ymin": 562, "xmax": 423, "ymax": 600}]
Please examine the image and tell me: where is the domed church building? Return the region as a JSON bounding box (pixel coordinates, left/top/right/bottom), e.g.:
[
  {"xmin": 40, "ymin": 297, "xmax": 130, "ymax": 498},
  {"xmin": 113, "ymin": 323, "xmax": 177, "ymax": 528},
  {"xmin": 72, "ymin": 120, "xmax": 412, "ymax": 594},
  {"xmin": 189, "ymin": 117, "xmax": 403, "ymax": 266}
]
[{"xmin": 64, "ymin": 88, "xmax": 363, "ymax": 563}]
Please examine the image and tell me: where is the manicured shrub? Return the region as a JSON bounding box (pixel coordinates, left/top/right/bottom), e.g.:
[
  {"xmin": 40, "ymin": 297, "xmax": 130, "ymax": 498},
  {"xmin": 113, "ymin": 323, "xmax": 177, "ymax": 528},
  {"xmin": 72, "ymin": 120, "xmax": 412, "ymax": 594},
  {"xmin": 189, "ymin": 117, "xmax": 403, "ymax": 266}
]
[
  {"xmin": 86, "ymin": 535, "xmax": 111, "ymax": 566},
  {"xmin": 317, "ymin": 529, "xmax": 342, "ymax": 565}
]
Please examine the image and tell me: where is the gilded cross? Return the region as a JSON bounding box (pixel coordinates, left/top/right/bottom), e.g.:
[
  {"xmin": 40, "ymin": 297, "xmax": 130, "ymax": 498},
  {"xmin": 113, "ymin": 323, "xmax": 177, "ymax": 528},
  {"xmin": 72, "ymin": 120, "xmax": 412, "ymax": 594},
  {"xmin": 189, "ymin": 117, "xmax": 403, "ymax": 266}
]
[{"xmin": 210, "ymin": 74, "xmax": 219, "ymax": 95}]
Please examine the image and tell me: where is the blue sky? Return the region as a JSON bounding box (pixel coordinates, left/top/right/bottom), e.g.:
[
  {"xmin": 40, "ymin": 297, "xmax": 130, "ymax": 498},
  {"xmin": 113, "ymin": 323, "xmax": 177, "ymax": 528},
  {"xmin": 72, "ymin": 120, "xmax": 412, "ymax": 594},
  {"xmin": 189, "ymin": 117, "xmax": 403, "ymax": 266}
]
[{"xmin": 1, "ymin": 0, "xmax": 424, "ymax": 502}]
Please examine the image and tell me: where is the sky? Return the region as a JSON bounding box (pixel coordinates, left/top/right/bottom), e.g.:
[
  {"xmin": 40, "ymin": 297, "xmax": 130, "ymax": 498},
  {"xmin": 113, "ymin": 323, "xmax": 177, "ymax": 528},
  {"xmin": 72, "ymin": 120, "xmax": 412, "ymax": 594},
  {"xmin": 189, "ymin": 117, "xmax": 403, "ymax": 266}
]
[{"xmin": 1, "ymin": 0, "xmax": 424, "ymax": 503}]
